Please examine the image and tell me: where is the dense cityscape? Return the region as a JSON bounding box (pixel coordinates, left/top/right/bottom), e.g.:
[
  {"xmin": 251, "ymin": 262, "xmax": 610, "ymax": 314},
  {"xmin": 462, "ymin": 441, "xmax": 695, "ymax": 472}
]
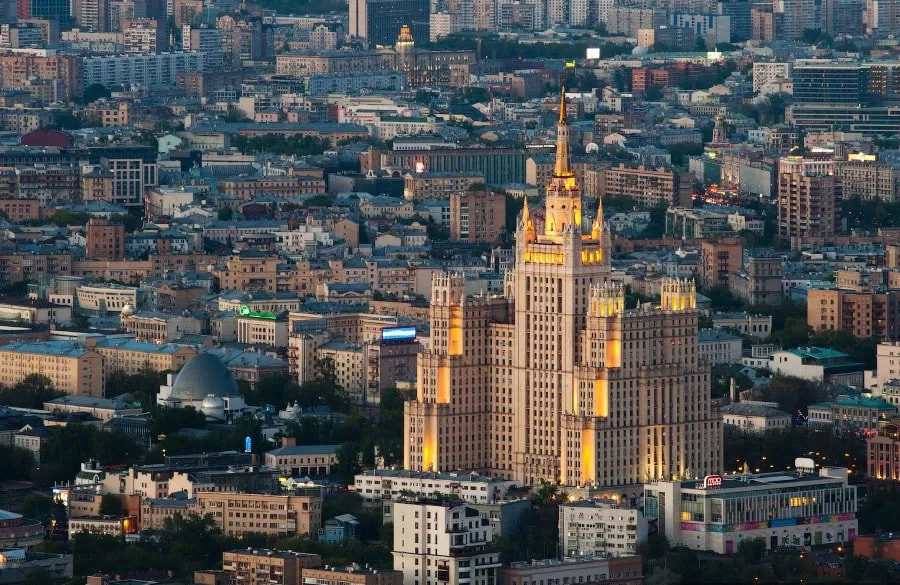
[{"xmin": 0, "ymin": 0, "xmax": 897, "ymax": 583}]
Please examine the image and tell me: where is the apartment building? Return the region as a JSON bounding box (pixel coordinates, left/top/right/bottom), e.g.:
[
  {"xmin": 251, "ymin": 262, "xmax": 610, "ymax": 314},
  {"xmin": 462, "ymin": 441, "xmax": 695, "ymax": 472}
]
[
  {"xmin": 598, "ymin": 164, "xmax": 693, "ymax": 207},
  {"xmin": 85, "ymin": 218, "xmax": 125, "ymax": 261},
  {"xmin": 263, "ymin": 443, "xmax": 340, "ymax": 478},
  {"xmin": 196, "ymin": 492, "xmax": 323, "ymax": 537},
  {"xmin": 700, "ymin": 237, "xmax": 743, "ymax": 288},
  {"xmin": 301, "ymin": 566, "xmax": 403, "ymax": 585},
  {"xmin": 558, "ymin": 500, "xmax": 648, "ymax": 558},
  {"xmin": 449, "ymin": 188, "xmax": 506, "ymax": 245},
  {"xmin": 729, "ymin": 254, "xmax": 783, "ymax": 306},
  {"xmin": 402, "ymin": 172, "xmax": 484, "ymax": 201},
  {"xmin": 222, "ymin": 549, "xmax": 322, "ymax": 585},
  {"xmin": 867, "ymin": 417, "xmax": 900, "ymax": 492},
  {"xmin": 392, "ymin": 499, "xmax": 500, "ymax": 585},
  {"xmin": 86, "ymin": 336, "xmax": 197, "ymax": 377},
  {"xmin": 777, "ymin": 153, "xmax": 839, "ymax": 242},
  {"xmin": 354, "ymin": 470, "xmax": 515, "ymax": 508},
  {"xmin": 0, "ymin": 341, "xmax": 103, "ymax": 396},
  {"xmin": 807, "ymin": 288, "xmax": 900, "ymax": 340}
]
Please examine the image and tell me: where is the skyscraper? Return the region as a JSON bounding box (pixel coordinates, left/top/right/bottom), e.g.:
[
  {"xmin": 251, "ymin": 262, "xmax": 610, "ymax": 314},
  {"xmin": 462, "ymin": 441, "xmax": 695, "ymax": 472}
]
[
  {"xmin": 403, "ymin": 88, "xmax": 723, "ymax": 488},
  {"xmin": 349, "ymin": 0, "xmax": 429, "ymax": 47}
]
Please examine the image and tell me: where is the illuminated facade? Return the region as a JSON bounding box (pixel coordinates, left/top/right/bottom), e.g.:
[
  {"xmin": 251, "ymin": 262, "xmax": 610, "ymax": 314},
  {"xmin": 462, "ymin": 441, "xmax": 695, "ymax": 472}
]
[{"xmin": 404, "ymin": 88, "xmax": 723, "ymax": 488}]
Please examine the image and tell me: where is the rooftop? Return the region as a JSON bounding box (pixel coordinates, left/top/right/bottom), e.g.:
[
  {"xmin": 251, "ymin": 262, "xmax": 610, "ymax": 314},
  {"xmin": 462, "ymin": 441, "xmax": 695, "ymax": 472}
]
[{"xmin": 266, "ymin": 444, "xmax": 341, "ymax": 456}]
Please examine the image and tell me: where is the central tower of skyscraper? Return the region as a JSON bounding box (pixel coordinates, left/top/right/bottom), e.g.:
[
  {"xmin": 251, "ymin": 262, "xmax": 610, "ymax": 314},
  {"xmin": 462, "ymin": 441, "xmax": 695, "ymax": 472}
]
[{"xmin": 404, "ymin": 87, "xmax": 722, "ymax": 488}]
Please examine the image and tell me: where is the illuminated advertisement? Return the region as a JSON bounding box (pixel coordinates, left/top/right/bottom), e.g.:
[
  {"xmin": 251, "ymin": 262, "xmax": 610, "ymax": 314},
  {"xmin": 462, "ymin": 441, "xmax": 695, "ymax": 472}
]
[{"xmin": 382, "ymin": 326, "xmax": 416, "ymax": 341}]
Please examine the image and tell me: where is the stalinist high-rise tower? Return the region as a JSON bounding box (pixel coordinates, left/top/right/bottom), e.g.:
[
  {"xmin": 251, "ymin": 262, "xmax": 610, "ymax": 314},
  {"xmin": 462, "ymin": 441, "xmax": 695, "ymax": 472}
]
[{"xmin": 404, "ymin": 87, "xmax": 722, "ymax": 488}]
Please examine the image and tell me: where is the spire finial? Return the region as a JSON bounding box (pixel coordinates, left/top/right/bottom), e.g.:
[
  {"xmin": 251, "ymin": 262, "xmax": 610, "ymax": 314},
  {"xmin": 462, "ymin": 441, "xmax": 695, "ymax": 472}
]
[{"xmin": 558, "ymin": 82, "xmax": 567, "ymax": 126}]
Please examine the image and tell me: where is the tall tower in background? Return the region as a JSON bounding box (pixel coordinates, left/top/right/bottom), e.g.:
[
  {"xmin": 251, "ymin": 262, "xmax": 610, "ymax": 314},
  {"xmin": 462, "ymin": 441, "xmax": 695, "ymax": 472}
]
[{"xmin": 404, "ymin": 87, "xmax": 723, "ymax": 489}]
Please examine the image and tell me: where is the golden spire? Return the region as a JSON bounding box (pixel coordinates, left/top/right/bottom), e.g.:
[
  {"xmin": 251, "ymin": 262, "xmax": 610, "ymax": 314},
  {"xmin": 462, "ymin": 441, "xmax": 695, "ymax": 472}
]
[
  {"xmin": 521, "ymin": 194, "xmax": 535, "ymax": 242},
  {"xmin": 553, "ymin": 84, "xmax": 572, "ymax": 178},
  {"xmin": 558, "ymin": 82, "xmax": 568, "ymax": 126}
]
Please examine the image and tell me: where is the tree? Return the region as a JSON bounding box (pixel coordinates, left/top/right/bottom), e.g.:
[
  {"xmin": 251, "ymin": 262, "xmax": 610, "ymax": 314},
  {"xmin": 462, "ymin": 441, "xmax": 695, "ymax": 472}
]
[
  {"xmin": 645, "ymin": 566, "xmax": 681, "ymax": 585},
  {"xmin": 217, "ymin": 207, "xmax": 233, "ymax": 221},
  {"xmin": 23, "ymin": 569, "xmax": 53, "ymax": 585},
  {"xmin": 639, "ymin": 533, "xmax": 671, "ymax": 561},
  {"xmin": 150, "ymin": 405, "xmax": 206, "ymax": 437},
  {"xmin": 81, "ymin": 83, "xmax": 111, "ymax": 103},
  {"xmin": 335, "ymin": 442, "xmax": 362, "ymax": 484},
  {"xmin": 70, "ymin": 313, "xmax": 91, "ymax": 332},
  {"xmin": 109, "ymin": 213, "xmax": 143, "ymax": 233},
  {"xmin": 99, "ymin": 494, "xmax": 123, "ymax": 517},
  {"xmin": 0, "ymin": 375, "xmax": 64, "ymax": 409}
]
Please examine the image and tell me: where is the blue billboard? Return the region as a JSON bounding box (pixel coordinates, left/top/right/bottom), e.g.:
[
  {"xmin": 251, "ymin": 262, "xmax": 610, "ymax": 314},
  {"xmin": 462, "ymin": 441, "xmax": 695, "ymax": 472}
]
[{"xmin": 382, "ymin": 326, "xmax": 416, "ymax": 341}]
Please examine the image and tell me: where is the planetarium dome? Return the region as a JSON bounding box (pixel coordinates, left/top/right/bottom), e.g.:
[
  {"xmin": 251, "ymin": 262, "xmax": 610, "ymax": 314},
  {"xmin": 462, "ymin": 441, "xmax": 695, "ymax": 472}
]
[{"xmin": 169, "ymin": 353, "xmax": 239, "ymax": 401}]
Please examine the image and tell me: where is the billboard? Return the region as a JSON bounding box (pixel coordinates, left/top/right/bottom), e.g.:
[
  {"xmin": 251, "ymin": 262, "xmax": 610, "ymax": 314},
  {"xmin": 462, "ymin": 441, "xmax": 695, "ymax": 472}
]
[
  {"xmin": 382, "ymin": 326, "xmax": 416, "ymax": 341},
  {"xmin": 586, "ymin": 47, "xmax": 601, "ymax": 59}
]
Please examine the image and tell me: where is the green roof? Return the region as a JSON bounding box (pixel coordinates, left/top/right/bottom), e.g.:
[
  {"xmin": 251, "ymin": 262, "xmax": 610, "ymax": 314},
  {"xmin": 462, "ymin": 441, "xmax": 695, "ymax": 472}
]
[{"xmin": 810, "ymin": 396, "xmax": 897, "ymax": 411}]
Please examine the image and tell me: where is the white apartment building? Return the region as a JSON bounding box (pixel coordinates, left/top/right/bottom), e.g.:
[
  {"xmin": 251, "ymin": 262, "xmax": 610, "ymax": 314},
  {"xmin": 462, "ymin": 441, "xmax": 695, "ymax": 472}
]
[
  {"xmin": 866, "ymin": 342, "xmax": 900, "ymax": 392},
  {"xmin": 752, "ymin": 62, "xmax": 791, "ymax": 94},
  {"xmin": 83, "ymin": 51, "xmax": 206, "ymax": 89},
  {"xmin": 273, "ymin": 226, "xmax": 335, "ymax": 255},
  {"xmin": 393, "ymin": 500, "xmax": 500, "ymax": 585},
  {"xmin": 355, "ymin": 470, "xmax": 515, "ymax": 509},
  {"xmin": 558, "ymin": 500, "xmax": 648, "ymax": 558}
]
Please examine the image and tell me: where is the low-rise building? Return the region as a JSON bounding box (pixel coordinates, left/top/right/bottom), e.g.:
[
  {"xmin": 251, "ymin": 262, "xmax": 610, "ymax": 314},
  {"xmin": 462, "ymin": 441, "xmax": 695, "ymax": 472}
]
[
  {"xmin": 87, "ymin": 337, "xmax": 197, "ymax": 377},
  {"xmin": 301, "ymin": 566, "xmax": 404, "ymax": 585},
  {"xmin": 0, "ymin": 511, "xmax": 43, "ymax": 549},
  {"xmin": 121, "ymin": 310, "xmax": 203, "ymax": 342},
  {"xmin": 721, "ymin": 401, "xmax": 792, "ymax": 432},
  {"xmin": 558, "ymin": 500, "xmax": 648, "ymax": 558},
  {"xmin": 0, "ymin": 548, "xmax": 72, "ymax": 584},
  {"xmin": 698, "ymin": 329, "xmax": 742, "ymax": 365},
  {"xmin": 196, "ymin": 492, "xmax": 322, "ymax": 537},
  {"xmin": 808, "ymin": 396, "xmax": 896, "ymax": 430},
  {"xmin": 67, "ymin": 516, "xmax": 135, "ymax": 540},
  {"xmin": 264, "ymin": 442, "xmax": 340, "ymax": 478},
  {"xmin": 710, "ymin": 312, "xmax": 772, "ymax": 338},
  {"xmin": 43, "ymin": 395, "xmax": 142, "ymax": 422},
  {"xmin": 644, "ymin": 467, "xmax": 858, "ymax": 554},
  {"xmin": 770, "ymin": 347, "xmax": 865, "ymax": 387},
  {"xmin": 499, "ymin": 556, "xmax": 642, "ymax": 585}
]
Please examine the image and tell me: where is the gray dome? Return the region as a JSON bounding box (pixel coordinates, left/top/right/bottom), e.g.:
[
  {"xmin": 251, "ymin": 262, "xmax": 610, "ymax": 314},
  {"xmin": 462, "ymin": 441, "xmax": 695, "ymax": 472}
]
[{"xmin": 170, "ymin": 353, "xmax": 239, "ymax": 401}]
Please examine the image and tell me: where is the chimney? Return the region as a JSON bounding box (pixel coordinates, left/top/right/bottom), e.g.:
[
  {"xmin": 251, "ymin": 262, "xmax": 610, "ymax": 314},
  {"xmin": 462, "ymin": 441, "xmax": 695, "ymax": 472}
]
[
  {"xmin": 282, "ymin": 436, "xmax": 296, "ymax": 448},
  {"xmin": 729, "ymin": 378, "xmax": 736, "ymax": 403}
]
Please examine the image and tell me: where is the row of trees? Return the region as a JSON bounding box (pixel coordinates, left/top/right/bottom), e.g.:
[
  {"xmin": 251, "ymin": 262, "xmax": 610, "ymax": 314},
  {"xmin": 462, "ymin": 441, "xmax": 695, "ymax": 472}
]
[{"xmin": 231, "ymin": 134, "xmax": 333, "ymax": 157}]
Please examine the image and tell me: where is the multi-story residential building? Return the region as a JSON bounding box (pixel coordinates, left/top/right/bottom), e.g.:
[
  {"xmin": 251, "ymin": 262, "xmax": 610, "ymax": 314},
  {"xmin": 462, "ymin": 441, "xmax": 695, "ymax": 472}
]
[
  {"xmin": 402, "ymin": 172, "xmax": 484, "ymax": 201},
  {"xmin": 354, "ymin": 470, "xmax": 515, "ymax": 509},
  {"xmin": 645, "ymin": 466, "xmax": 857, "ymax": 554},
  {"xmin": 0, "ymin": 53, "xmax": 82, "ymax": 100},
  {"xmin": 15, "ymin": 164, "xmax": 81, "ymax": 206},
  {"xmin": 777, "ymin": 152, "xmax": 839, "ymax": 242},
  {"xmin": 729, "ymin": 254, "xmax": 783, "ymax": 306},
  {"xmin": 0, "ymin": 341, "xmax": 103, "ymax": 396},
  {"xmin": 120, "ymin": 311, "xmax": 203, "ymax": 343},
  {"xmin": 196, "ymin": 492, "xmax": 323, "ymax": 538},
  {"xmin": 867, "ymin": 416, "xmax": 900, "ymax": 492},
  {"xmin": 751, "ymin": 62, "xmax": 791, "ymax": 94},
  {"xmin": 122, "ymin": 18, "xmax": 166, "ymax": 53},
  {"xmin": 834, "ymin": 153, "xmax": 900, "ymax": 202},
  {"xmin": 141, "ymin": 496, "xmax": 197, "ymax": 530},
  {"xmin": 222, "ymin": 549, "xmax": 322, "ymax": 585},
  {"xmin": 87, "ymin": 336, "xmax": 197, "ymax": 376},
  {"xmin": 769, "ymin": 347, "xmax": 864, "ymax": 386},
  {"xmin": 449, "ymin": 188, "xmax": 506, "ymax": 245},
  {"xmin": 103, "ymin": 153, "xmax": 158, "ymax": 209},
  {"xmin": 598, "ymin": 164, "xmax": 693, "ymax": 207},
  {"xmin": 217, "ymin": 176, "xmax": 325, "ymax": 200},
  {"xmin": 85, "ymin": 218, "xmax": 125, "ymax": 261},
  {"xmin": 403, "ymin": 91, "xmax": 722, "ymax": 488},
  {"xmin": 807, "ymin": 288, "xmax": 900, "ymax": 340},
  {"xmin": 301, "ymin": 566, "xmax": 404, "ymax": 585},
  {"xmin": 264, "ymin": 442, "xmax": 340, "ymax": 478},
  {"xmin": 558, "ymin": 500, "xmax": 648, "ymax": 558},
  {"xmin": 697, "ymin": 329, "xmax": 742, "ymax": 365},
  {"xmin": 0, "ymin": 197, "xmax": 39, "ymax": 222},
  {"xmin": 392, "ymin": 499, "xmax": 500, "ymax": 585},
  {"xmin": 700, "ymin": 237, "xmax": 743, "ymax": 288},
  {"xmin": 0, "ymin": 252, "xmax": 71, "ymax": 287},
  {"xmin": 82, "ymin": 52, "xmax": 206, "ymax": 90}
]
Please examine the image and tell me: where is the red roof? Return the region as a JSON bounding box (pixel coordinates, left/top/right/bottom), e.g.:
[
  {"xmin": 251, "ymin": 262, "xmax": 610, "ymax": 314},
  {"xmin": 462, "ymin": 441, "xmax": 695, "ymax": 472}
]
[{"xmin": 20, "ymin": 129, "xmax": 74, "ymax": 148}]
